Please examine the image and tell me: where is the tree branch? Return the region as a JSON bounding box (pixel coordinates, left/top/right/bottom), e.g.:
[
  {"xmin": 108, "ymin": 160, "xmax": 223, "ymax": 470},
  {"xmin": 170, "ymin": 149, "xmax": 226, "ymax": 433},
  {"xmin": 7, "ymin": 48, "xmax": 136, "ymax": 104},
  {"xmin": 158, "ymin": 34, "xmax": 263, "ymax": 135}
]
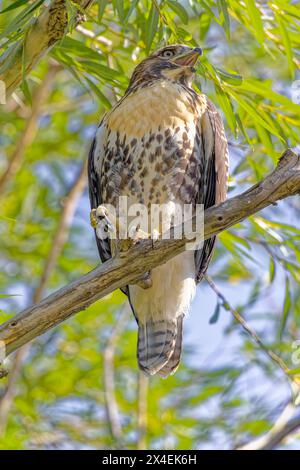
[
  {"xmin": 0, "ymin": 0, "xmax": 95, "ymax": 97},
  {"xmin": 76, "ymin": 24, "xmax": 113, "ymax": 48},
  {"xmin": 32, "ymin": 163, "xmax": 87, "ymax": 303},
  {"xmin": 0, "ymin": 64, "xmax": 59, "ymax": 196},
  {"xmin": 137, "ymin": 372, "xmax": 148, "ymax": 450},
  {"xmin": 238, "ymin": 402, "xmax": 300, "ymax": 450},
  {"xmin": 205, "ymin": 275, "xmax": 291, "ymax": 377},
  {"xmin": 0, "ymin": 149, "xmax": 299, "ymax": 362},
  {"xmin": 103, "ymin": 305, "xmax": 129, "ymax": 446}
]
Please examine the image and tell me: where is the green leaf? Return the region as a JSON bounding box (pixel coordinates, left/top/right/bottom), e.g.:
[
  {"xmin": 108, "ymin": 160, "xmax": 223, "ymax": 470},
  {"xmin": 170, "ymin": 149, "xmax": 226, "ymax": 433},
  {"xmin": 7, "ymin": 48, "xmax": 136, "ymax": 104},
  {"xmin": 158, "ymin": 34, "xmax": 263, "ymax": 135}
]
[
  {"xmin": 83, "ymin": 61, "xmax": 121, "ymax": 81},
  {"xmin": 209, "ymin": 302, "xmax": 221, "ymax": 324},
  {"xmin": 0, "ymin": 294, "xmax": 21, "ymax": 298},
  {"xmin": 124, "ymin": 0, "xmax": 139, "ymax": 22},
  {"xmin": 274, "ymin": 11, "xmax": 294, "ymax": 78},
  {"xmin": 269, "ymin": 257, "xmax": 276, "ymax": 284},
  {"xmin": 58, "ymin": 37, "xmax": 104, "ymax": 63},
  {"xmin": 51, "ymin": 50, "xmax": 89, "ymax": 90},
  {"xmin": 240, "ymin": 78, "xmax": 300, "ymax": 115},
  {"xmin": 227, "ymin": 89, "xmax": 284, "ymax": 140},
  {"xmin": 287, "ymin": 366, "xmax": 300, "ymax": 375},
  {"xmin": 275, "ymin": 0, "xmax": 300, "ymax": 20},
  {"xmin": 235, "ymin": 112, "xmax": 251, "ymax": 144},
  {"xmin": 97, "ymin": 0, "xmax": 109, "ymax": 21},
  {"xmin": 20, "ymin": 79, "xmax": 32, "ymax": 105},
  {"xmin": 217, "ymin": 0, "xmax": 230, "ymax": 37},
  {"xmin": 199, "ymin": 11, "xmax": 211, "ymax": 40},
  {"xmin": 0, "ymin": 215, "xmax": 16, "ymax": 222},
  {"xmin": 176, "ymin": 27, "xmax": 192, "ymax": 41},
  {"xmin": 278, "ymin": 276, "xmax": 291, "ymax": 339},
  {"xmin": 245, "ymin": 0, "xmax": 264, "ymax": 43},
  {"xmin": 215, "ymin": 86, "xmax": 236, "ymax": 133},
  {"xmin": 113, "ymin": 0, "xmax": 125, "ymax": 22},
  {"xmin": 84, "ymin": 77, "xmax": 112, "ymax": 109},
  {"xmin": 0, "ymin": 0, "xmax": 30, "ymax": 14},
  {"xmin": 254, "ymin": 122, "xmax": 276, "ymax": 160},
  {"xmin": 216, "ymin": 68, "xmax": 243, "ymax": 86},
  {"xmin": 1, "ymin": 0, "xmax": 44, "ymax": 36},
  {"xmin": 198, "ymin": 0, "xmax": 219, "ymax": 23},
  {"xmin": 145, "ymin": 3, "xmax": 159, "ymax": 51},
  {"xmin": 167, "ymin": 0, "xmax": 189, "ymax": 24}
]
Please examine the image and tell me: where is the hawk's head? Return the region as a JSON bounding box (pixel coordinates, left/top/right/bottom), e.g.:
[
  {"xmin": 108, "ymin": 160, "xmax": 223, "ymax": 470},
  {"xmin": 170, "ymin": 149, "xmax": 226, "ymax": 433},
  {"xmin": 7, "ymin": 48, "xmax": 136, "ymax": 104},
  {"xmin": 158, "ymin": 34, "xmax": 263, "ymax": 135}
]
[{"xmin": 127, "ymin": 44, "xmax": 202, "ymax": 91}]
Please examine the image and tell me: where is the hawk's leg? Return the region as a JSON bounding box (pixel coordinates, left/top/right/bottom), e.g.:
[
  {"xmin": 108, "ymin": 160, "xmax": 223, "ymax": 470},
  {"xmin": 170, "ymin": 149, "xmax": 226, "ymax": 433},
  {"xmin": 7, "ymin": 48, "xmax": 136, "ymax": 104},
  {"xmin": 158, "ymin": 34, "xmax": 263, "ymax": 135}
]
[
  {"xmin": 90, "ymin": 206, "xmax": 152, "ymax": 289},
  {"xmin": 128, "ymin": 224, "xmax": 153, "ymax": 289}
]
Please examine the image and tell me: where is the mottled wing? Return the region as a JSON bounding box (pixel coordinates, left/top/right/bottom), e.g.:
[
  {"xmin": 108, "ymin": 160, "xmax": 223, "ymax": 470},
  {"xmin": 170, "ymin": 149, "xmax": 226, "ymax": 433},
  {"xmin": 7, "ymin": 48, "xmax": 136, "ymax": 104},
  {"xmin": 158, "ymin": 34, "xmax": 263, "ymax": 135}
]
[
  {"xmin": 88, "ymin": 122, "xmax": 134, "ymax": 304},
  {"xmin": 88, "ymin": 124, "xmax": 112, "ymax": 264},
  {"xmin": 207, "ymin": 99, "xmax": 229, "ymax": 205},
  {"xmin": 194, "ymin": 98, "xmax": 229, "ymax": 283}
]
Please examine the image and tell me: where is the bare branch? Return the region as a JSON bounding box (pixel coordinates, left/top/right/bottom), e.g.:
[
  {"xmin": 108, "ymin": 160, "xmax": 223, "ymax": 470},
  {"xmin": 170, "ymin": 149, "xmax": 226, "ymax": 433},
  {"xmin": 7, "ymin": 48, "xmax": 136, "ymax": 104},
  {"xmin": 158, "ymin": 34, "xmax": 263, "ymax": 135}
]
[
  {"xmin": 0, "ymin": 165, "xmax": 87, "ymax": 434},
  {"xmin": 0, "ymin": 150, "xmax": 299, "ymax": 362},
  {"xmin": 137, "ymin": 372, "xmax": 148, "ymax": 450},
  {"xmin": 103, "ymin": 305, "xmax": 129, "ymax": 446},
  {"xmin": 76, "ymin": 25, "xmax": 113, "ymax": 48},
  {"xmin": 0, "ymin": 345, "xmax": 28, "ymax": 434},
  {"xmin": 239, "ymin": 402, "xmax": 300, "ymax": 450},
  {"xmin": 0, "ymin": 0, "xmax": 95, "ymax": 97},
  {"xmin": 33, "ymin": 164, "xmax": 87, "ymax": 302},
  {"xmin": 0, "ymin": 65, "xmax": 59, "ymax": 196},
  {"xmin": 205, "ymin": 275, "xmax": 290, "ymax": 376}
]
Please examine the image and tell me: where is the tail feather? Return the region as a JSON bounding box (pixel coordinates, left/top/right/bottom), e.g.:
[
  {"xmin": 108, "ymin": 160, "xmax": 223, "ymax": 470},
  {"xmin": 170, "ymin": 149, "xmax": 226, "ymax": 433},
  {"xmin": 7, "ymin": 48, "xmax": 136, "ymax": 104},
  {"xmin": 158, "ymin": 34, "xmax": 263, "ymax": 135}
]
[
  {"xmin": 157, "ymin": 316, "xmax": 183, "ymax": 378},
  {"xmin": 138, "ymin": 319, "xmax": 177, "ymax": 376},
  {"xmin": 137, "ymin": 316, "xmax": 184, "ymax": 377}
]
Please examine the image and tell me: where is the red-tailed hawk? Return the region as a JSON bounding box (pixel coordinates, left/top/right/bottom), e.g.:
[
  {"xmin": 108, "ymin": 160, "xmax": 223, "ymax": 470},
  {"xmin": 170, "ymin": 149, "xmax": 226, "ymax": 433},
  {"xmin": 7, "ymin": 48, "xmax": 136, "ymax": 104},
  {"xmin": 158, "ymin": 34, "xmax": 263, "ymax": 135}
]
[{"xmin": 88, "ymin": 45, "xmax": 229, "ymax": 377}]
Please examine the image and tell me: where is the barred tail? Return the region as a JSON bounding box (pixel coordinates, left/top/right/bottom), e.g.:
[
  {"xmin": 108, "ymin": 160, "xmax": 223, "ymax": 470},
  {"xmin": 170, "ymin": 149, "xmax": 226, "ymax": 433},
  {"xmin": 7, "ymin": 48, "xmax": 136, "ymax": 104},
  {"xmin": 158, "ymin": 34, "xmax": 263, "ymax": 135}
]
[
  {"xmin": 137, "ymin": 316, "xmax": 184, "ymax": 377},
  {"xmin": 157, "ymin": 316, "xmax": 183, "ymax": 377}
]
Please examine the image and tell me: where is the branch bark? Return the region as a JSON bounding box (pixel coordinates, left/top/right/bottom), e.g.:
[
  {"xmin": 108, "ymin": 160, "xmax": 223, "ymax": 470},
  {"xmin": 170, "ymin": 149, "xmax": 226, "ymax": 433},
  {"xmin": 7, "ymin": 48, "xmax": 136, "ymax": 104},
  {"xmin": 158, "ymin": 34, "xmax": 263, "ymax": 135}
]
[
  {"xmin": 0, "ymin": 0, "xmax": 95, "ymax": 97},
  {"xmin": 0, "ymin": 149, "xmax": 299, "ymax": 361}
]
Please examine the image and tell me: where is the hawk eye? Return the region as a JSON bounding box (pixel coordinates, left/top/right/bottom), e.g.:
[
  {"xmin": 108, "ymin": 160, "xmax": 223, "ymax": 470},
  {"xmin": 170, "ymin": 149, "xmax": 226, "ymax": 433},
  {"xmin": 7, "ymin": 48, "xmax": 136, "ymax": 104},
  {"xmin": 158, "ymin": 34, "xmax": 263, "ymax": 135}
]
[{"xmin": 161, "ymin": 49, "xmax": 175, "ymax": 58}]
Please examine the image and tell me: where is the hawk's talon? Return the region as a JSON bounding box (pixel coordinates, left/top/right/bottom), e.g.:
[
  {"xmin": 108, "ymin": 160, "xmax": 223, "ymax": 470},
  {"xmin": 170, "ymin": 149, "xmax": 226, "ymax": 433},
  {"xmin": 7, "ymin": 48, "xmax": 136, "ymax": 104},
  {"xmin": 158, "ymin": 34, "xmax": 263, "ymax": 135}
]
[
  {"xmin": 118, "ymin": 224, "xmax": 150, "ymax": 252},
  {"xmin": 90, "ymin": 205, "xmax": 115, "ymax": 233},
  {"xmin": 90, "ymin": 209, "xmax": 98, "ymax": 229}
]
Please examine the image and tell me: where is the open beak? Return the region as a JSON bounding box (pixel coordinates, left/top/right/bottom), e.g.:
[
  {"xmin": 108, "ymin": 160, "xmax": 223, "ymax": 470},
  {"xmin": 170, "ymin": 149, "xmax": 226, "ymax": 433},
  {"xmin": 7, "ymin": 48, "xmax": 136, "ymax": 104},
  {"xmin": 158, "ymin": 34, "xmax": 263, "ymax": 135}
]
[{"xmin": 172, "ymin": 47, "xmax": 202, "ymax": 67}]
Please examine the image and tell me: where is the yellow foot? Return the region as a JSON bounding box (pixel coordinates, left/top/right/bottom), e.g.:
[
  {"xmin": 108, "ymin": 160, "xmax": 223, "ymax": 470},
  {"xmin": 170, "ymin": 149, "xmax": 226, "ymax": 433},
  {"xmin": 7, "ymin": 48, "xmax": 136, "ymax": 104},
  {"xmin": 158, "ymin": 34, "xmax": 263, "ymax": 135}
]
[
  {"xmin": 90, "ymin": 205, "xmax": 116, "ymax": 233},
  {"xmin": 90, "ymin": 208, "xmax": 98, "ymax": 229},
  {"xmin": 118, "ymin": 224, "xmax": 150, "ymax": 252}
]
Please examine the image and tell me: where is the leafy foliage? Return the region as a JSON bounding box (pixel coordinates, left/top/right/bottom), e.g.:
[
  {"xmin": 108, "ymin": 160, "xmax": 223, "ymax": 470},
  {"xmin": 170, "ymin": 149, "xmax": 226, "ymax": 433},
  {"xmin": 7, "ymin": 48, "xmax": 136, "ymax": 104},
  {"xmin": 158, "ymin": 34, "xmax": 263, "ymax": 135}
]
[{"xmin": 0, "ymin": 0, "xmax": 299, "ymax": 450}]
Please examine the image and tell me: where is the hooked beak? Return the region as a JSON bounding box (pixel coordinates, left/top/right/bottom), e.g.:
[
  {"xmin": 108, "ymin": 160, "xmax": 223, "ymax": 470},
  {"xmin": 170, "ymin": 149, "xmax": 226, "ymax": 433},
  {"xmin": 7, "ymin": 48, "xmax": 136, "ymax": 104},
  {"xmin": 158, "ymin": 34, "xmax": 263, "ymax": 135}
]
[{"xmin": 172, "ymin": 47, "xmax": 202, "ymax": 67}]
